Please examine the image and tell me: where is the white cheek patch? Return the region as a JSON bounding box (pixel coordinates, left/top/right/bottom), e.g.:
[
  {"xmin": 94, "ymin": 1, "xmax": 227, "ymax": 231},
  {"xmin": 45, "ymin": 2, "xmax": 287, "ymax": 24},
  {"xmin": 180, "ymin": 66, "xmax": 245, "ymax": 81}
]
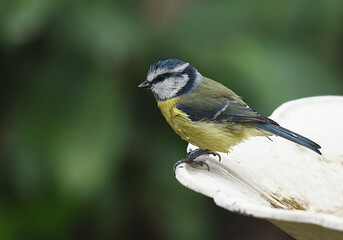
[
  {"xmin": 147, "ymin": 63, "xmax": 189, "ymax": 82},
  {"xmin": 152, "ymin": 75, "xmax": 188, "ymax": 100}
]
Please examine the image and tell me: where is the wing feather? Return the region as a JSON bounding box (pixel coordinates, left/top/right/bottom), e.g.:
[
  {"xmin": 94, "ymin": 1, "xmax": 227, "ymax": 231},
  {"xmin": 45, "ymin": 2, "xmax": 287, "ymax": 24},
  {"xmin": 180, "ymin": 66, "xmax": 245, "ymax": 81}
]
[{"xmin": 177, "ymin": 78, "xmax": 275, "ymax": 124}]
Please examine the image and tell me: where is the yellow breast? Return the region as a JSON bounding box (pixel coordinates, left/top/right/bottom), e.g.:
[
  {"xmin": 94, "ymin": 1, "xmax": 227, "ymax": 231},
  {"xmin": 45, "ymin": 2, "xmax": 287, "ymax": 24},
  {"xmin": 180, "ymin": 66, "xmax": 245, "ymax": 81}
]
[{"xmin": 157, "ymin": 98, "xmax": 266, "ymax": 153}]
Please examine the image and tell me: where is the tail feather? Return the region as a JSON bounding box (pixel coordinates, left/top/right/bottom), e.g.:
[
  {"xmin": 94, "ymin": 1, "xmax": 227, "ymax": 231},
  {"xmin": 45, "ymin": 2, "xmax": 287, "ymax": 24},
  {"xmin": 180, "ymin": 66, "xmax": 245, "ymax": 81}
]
[{"xmin": 255, "ymin": 123, "xmax": 321, "ymax": 155}]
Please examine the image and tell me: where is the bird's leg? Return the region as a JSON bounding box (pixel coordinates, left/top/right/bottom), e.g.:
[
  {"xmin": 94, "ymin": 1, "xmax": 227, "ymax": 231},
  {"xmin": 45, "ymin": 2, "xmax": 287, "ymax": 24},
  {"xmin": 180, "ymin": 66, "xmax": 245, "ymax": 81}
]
[{"xmin": 173, "ymin": 148, "xmax": 221, "ymax": 175}]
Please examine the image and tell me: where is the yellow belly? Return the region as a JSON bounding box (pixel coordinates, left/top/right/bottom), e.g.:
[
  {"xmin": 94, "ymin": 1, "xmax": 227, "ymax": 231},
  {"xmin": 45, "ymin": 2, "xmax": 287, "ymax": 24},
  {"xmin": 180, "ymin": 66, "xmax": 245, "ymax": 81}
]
[{"xmin": 157, "ymin": 98, "xmax": 267, "ymax": 153}]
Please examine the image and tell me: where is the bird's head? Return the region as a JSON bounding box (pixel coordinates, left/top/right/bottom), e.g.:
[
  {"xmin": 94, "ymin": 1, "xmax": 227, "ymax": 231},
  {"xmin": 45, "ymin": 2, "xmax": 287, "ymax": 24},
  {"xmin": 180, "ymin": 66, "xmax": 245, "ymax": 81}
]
[{"xmin": 139, "ymin": 59, "xmax": 203, "ymax": 101}]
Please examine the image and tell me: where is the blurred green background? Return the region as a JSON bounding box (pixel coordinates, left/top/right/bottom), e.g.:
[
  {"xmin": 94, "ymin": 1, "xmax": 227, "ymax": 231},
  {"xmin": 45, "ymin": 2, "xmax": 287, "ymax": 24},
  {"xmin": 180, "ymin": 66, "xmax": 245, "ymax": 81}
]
[{"xmin": 1, "ymin": 0, "xmax": 343, "ymax": 239}]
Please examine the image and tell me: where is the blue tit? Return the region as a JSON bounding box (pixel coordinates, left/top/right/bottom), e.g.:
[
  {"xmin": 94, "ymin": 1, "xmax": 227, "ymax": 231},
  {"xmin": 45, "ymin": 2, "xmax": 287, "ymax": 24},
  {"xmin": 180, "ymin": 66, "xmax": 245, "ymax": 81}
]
[{"xmin": 139, "ymin": 59, "xmax": 321, "ymax": 172}]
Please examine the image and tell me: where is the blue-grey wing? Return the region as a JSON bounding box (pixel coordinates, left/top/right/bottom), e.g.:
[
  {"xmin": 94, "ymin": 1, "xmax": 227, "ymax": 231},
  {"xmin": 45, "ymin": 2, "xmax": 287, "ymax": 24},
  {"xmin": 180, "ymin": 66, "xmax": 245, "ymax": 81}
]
[{"xmin": 177, "ymin": 97, "xmax": 272, "ymax": 123}]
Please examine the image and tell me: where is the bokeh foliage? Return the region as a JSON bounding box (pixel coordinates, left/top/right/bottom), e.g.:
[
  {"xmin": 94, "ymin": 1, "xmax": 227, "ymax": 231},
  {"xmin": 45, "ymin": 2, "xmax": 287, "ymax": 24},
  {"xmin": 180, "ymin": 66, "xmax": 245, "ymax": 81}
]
[{"xmin": 1, "ymin": 0, "xmax": 342, "ymax": 239}]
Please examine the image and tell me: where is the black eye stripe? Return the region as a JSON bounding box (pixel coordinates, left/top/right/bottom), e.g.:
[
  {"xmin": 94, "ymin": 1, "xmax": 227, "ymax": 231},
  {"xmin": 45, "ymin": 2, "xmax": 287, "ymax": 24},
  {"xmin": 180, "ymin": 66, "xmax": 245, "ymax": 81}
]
[{"xmin": 152, "ymin": 73, "xmax": 173, "ymax": 84}]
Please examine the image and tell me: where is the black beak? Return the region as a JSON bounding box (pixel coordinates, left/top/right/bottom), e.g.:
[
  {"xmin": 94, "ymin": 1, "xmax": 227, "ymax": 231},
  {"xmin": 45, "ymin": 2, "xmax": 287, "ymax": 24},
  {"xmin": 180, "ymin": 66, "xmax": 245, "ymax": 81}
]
[{"xmin": 138, "ymin": 80, "xmax": 150, "ymax": 88}]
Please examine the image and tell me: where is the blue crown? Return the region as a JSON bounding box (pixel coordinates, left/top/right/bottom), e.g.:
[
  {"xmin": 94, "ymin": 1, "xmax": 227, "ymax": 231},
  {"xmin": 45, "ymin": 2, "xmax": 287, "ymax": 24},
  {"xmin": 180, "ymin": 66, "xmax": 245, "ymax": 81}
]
[{"xmin": 149, "ymin": 59, "xmax": 187, "ymax": 73}]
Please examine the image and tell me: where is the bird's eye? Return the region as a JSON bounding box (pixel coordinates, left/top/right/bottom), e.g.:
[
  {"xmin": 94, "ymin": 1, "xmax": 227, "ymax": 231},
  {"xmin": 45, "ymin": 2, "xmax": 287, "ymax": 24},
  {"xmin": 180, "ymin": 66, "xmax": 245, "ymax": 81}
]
[
  {"xmin": 153, "ymin": 73, "xmax": 171, "ymax": 83},
  {"xmin": 157, "ymin": 75, "xmax": 164, "ymax": 81}
]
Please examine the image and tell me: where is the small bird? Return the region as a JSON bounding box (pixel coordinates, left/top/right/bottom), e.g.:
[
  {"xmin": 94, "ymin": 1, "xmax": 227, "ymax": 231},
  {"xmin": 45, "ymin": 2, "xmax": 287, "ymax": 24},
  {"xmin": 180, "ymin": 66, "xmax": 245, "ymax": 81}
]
[{"xmin": 139, "ymin": 59, "xmax": 321, "ymax": 172}]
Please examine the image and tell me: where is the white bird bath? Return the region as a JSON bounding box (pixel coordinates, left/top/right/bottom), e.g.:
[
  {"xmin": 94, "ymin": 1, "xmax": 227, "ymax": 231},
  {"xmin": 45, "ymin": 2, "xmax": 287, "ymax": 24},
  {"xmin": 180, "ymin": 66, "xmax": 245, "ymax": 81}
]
[{"xmin": 175, "ymin": 96, "xmax": 343, "ymax": 240}]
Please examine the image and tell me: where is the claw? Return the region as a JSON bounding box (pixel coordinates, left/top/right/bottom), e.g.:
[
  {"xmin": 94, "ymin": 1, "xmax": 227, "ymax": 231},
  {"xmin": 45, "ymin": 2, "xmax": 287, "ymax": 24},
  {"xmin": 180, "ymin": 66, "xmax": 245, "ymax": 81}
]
[
  {"xmin": 173, "ymin": 148, "xmax": 220, "ymax": 175},
  {"xmin": 173, "ymin": 159, "xmax": 187, "ymax": 175},
  {"xmin": 192, "ymin": 160, "xmax": 210, "ymax": 171},
  {"xmin": 202, "ymin": 149, "xmax": 221, "ymax": 162},
  {"xmin": 211, "ymin": 152, "xmax": 221, "ymax": 162}
]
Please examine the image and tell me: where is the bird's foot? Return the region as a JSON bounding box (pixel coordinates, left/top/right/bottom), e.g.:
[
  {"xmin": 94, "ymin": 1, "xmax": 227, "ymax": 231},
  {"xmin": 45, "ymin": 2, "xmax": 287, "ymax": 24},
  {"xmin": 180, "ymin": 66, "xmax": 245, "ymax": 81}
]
[
  {"xmin": 187, "ymin": 148, "xmax": 221, "ymax": 161},
  {"xmin": 174, "ymin": 148, "xmax": 221, "ymax": 175},
  {"xmin": 173, "ymin": 156, "xmax": 210, "ymax": 175}
]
